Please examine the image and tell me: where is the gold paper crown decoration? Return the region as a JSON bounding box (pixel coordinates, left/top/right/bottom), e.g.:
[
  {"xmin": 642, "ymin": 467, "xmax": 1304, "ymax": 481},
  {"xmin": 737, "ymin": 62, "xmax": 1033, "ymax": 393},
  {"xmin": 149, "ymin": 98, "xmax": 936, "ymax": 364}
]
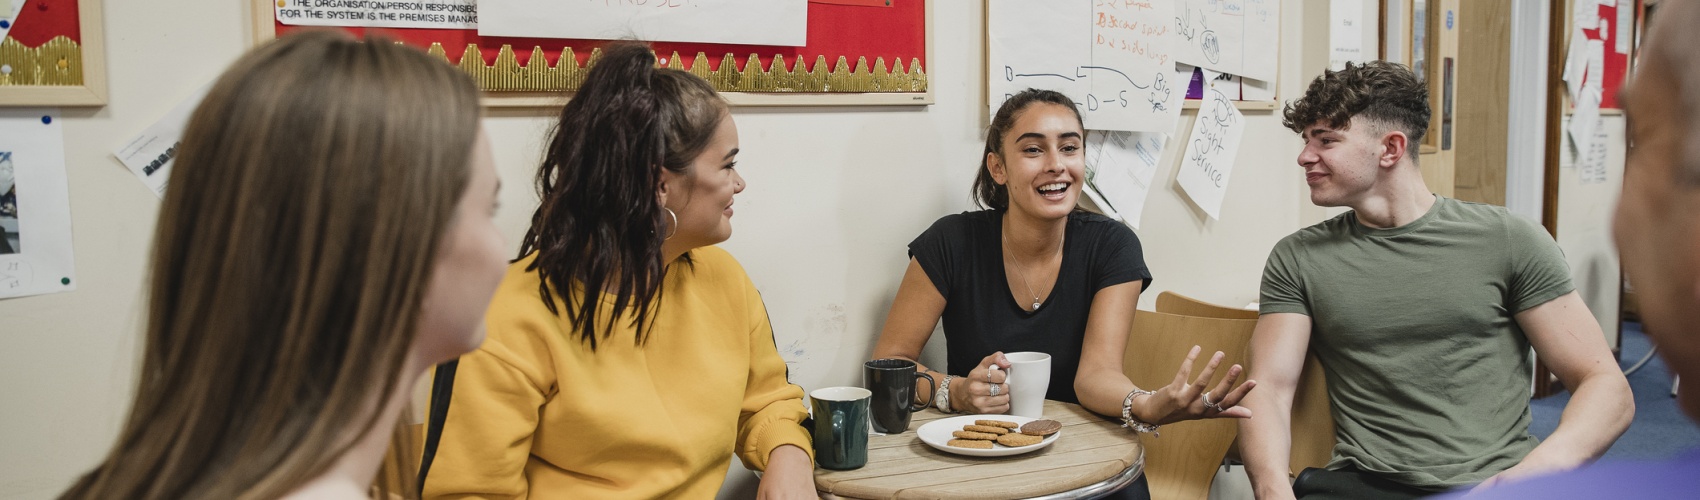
[
  {"xmin": 0, "ymin": 36, "xmax": 84, "ymax": 87},
  {"xmin": 427, "ymin": 43, "xmax": 927, "ymax": 94}
]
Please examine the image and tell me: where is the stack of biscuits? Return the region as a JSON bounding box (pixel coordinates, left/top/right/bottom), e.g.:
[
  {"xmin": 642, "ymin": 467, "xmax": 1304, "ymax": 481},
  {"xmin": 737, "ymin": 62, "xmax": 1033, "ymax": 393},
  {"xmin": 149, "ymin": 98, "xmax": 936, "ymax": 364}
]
[{"xmin": 946, "ymin": 419, "xmax": 1062, "ymax": 449}]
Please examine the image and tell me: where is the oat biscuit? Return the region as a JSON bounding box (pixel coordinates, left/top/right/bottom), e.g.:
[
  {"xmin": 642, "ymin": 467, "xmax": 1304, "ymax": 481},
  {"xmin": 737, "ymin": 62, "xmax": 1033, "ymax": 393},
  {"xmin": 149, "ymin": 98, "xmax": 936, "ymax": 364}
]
[
  {"xmin": 963, "ymin": 425, "xmax": 1010, "ymax": 435},
  {"xmin": 996, "ymin": 433, "xmax": 1044, "ymax": 447},
  {"xmin": 953, "ymin": 430, "xmax": 998, "ymax": 440},
  {"xmin": 1020, "ymin": 419, "xmax": 1063, "ymax": 436},
  {"xmin": 948, "ymin": 438, "xmax": 995, "ymax": 449},
  {"xmin": 976, "ymin": 419, "xmax": 1019, "ymax": 429}
]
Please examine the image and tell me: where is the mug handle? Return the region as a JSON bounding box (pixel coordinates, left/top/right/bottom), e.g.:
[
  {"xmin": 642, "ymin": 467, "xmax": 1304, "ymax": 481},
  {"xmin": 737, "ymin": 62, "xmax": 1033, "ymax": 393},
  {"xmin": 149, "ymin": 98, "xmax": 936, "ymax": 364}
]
[{"xmin": 911, "ymin": 372, "xmax": 936, "ymax": 412}]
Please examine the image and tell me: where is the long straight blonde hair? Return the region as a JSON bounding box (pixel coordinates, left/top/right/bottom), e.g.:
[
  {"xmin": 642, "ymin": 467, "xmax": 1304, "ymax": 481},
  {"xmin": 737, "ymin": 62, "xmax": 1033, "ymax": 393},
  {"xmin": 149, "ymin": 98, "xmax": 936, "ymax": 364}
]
[{"xmin": 59, "ymin": 30, "xmax": 481, "ymax": 499}]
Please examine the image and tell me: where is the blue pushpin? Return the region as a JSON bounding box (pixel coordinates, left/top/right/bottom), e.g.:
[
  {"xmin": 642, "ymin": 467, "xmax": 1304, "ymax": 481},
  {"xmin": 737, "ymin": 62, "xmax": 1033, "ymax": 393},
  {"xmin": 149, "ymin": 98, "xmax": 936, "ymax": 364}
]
[{"xmin": 41, "ymin": 116, "xmax": 52, "ymax": 124}]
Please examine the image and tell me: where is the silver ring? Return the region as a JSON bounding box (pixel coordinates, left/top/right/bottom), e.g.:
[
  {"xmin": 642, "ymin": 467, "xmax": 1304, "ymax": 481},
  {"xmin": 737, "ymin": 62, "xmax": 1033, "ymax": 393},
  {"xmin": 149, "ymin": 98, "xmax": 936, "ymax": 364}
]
[
  {"xmin": 1202, "ymin": 391, "xmax": 1225, "ymax": 412},
  {"xmin": 990, "ymin": 384, "xmax": 1001, "ymax": 396}
]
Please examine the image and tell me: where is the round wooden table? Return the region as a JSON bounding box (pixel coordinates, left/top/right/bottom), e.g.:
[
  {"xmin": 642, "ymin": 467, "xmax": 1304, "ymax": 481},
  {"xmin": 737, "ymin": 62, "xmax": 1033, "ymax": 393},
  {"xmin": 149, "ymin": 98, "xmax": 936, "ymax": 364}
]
[{"xmin": 814, "ymin": 400, "xmax": 1144, "ymax": 499}]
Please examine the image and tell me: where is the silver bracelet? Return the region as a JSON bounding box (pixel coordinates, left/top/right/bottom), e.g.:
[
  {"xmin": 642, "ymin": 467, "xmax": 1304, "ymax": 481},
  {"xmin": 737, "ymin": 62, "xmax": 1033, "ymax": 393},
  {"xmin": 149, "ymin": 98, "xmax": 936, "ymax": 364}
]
[
  {"xmin": 1121, "ymin": 389, "xmax": 1160, "ymax": 437},
  {"xmin": 936, "ymin": 375, "xmax": 956, "ymax": 413}
]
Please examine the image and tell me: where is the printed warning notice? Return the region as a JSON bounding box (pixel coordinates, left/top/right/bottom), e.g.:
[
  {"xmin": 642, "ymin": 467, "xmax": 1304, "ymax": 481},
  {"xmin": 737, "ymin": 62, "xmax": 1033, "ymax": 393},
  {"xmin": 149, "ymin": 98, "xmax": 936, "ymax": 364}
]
[{"xmin": 275, "ymin": 0, "xmax": 477, "ymax": 29}]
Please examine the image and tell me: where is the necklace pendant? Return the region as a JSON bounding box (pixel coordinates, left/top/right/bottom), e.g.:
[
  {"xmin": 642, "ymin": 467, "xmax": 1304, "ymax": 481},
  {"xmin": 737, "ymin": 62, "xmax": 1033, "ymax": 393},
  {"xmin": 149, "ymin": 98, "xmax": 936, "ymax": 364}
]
[{"xmin": 1032, "ymin": 300, "xmax": 1042, "ymax": 310}]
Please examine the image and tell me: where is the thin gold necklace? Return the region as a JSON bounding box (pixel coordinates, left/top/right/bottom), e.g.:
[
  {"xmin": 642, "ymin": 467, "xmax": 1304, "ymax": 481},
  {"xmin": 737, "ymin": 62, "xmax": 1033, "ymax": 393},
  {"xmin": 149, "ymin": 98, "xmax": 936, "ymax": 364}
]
[{"xmin": 1002, "ymin": 230, "xmax": 1042, "ymax": 311}]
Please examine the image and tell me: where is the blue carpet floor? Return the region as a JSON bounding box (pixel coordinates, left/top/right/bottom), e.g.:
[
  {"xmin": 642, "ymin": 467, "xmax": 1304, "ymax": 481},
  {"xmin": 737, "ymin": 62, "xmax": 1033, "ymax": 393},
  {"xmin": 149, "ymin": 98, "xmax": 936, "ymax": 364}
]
[{"xmin": 1528, "ymin": 321, "xmax": 1700, "ymax": 460}]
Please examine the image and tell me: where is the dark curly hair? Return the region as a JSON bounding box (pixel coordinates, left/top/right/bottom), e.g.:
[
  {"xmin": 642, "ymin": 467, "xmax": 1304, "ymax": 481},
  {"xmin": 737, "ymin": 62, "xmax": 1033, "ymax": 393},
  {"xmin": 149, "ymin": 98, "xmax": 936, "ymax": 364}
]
[{"xmin": 1282, "ymin": 61, "xmax": 1430, "ymax": 158}]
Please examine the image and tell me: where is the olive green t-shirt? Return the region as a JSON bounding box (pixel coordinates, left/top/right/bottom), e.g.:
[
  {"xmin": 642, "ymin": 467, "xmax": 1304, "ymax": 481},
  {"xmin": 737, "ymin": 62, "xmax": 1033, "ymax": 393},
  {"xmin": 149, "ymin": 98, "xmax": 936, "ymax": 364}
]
[{"xmin": 1259, "ymin": 196, "xmax": 1574, "ymax": 491}]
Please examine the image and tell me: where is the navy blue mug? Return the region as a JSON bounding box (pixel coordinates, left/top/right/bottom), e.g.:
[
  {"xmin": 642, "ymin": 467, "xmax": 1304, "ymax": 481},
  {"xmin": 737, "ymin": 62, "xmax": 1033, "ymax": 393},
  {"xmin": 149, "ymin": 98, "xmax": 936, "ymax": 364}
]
[{"xmin": 809, "ymin": 386, "xmax": 870, "ymax": 470}]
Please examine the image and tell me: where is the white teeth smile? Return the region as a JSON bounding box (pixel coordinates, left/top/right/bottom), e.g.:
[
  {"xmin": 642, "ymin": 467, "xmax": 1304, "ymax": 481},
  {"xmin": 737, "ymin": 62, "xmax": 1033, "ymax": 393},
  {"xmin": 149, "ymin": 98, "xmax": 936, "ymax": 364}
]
[{"xmin": 1038, "ymin": 183, "xmax": 1068, "ymax": 193}]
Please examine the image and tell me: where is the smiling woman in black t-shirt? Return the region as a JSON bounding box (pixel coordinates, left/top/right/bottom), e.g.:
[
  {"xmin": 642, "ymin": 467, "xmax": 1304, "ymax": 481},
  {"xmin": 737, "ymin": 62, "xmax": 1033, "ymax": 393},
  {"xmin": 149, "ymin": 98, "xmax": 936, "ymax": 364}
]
[{"xmin": 870, "ymin": 89, "xmax": 1259, "ymax": 449}]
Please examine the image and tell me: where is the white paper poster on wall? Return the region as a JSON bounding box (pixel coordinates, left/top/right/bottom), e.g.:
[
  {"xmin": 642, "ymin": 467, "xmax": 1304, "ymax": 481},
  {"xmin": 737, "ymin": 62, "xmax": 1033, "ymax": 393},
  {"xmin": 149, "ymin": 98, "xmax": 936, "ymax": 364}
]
[
  {"xmin": 275, "ymin": 0, "xmax": 477, "ymax": 29},
  {"xmin": 1174, "ymin": 0, "xmax": 1281, "ymax": 83},
  {"xmin": 1086, "ymin": 130, "xmax": 1168, "ymax": 229},
  {"xmin": 478, "ymin": 0, "xmax": 807, "ymax": 47},
  {"xmin": 1579, "ymin": 124, "xmax": 1610, "ymax": 184},
  {"xmin": 113, "ymin": 85, "xmax": 210, "ymax": 198},
  {"xmin": 1329, "ymin": 0, "xmax": 1366, "ymax": 70},
  {"xmin": 1176, "ymin": 73, "xmax": 1245, "ymax": 220},
  {"xmin": 0, "ymin": 109, "xmax": 76, "ymax": 300},
  {"xmin": 988, "ymin": 0, "xmax": 1182, "ymax": 132}
]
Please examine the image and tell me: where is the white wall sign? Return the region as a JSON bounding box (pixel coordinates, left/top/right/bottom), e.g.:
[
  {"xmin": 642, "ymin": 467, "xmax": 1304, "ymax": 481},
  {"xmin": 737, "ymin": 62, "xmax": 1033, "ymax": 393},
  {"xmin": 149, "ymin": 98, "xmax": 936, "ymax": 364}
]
[
  {"xmin": 275, "ymin": 0, "xmax": 478, "ymax": 29},
  {"xmin": 478, "ymin": 0, "xmax": 807, "ymax": 47}
]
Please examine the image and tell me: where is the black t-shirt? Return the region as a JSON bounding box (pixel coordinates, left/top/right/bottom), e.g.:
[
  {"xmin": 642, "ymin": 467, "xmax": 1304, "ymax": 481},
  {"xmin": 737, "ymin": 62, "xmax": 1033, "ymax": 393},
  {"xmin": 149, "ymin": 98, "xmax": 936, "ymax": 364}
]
[{"xmin": 908, "ymin": 210, "xmax": 1152, "ymax": 404}]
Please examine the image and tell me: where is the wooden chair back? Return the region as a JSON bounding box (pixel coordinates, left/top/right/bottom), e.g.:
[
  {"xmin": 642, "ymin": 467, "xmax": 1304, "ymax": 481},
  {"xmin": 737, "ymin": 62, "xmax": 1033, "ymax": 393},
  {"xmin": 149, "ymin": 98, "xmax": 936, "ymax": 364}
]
[
  {"xmin": 1155, "ymin": 290, "xmax": 1259, "ymax": 320},
  {"xmin": 1151, "ymin": 291, "xmax": 1336, "ymax": 479},
  {"xmin": 1123, "ymin": 309, "xmax": 1257, "ymax": 500}
]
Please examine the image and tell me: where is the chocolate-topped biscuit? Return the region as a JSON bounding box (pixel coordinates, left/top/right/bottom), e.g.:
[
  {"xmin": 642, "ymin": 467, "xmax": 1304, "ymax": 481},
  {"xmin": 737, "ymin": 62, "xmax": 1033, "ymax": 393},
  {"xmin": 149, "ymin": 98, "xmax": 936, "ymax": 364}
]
[
  {"xmin": 953, "ymin": 430, "xmax": 998, "ymax": 440},
  {"xmin": 997, "ymin": 433, "xmax": 1044, "ymax": 447},
  {"xmin": 1020, "ymin": 419, "xmax": 1062, "ymax": 436},
  {"xmin": 963, "ymin": 424, "xmax": 1010, "ymax": 435},
  {"xmin": 948, "ymin": 438, "xmax": 994, "ymax": 449}
]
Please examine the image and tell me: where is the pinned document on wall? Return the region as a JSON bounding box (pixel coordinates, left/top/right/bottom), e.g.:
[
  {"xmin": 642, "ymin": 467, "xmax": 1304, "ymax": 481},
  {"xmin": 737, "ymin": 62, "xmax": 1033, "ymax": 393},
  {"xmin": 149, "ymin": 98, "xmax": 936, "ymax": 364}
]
[
  {"xmin": 988, "ymin": 0, "xmax": 1183, "ymax": 132},
  {"xmin": 0, "ymin": 109, "xmax": 76, "ymax": 300},
  {"xmin": 275, "ymin": 0, "xmax": 477, "ymax": 29},
  {"xmin": 1086, "ymin": 131, "xmax": 1169, "ymax": 229},
  {"xmin": 1615, "ymin": 0, "xmax": 1632, "ymax": 54},
  {"xmin": 113, "ymin": 84, "xmax": 210, "ymax": 198},
  {"xmin": 1573, "ymin": 0, "xmax": 1599, "ymax": 30},
  {"xmin": 1578, "ymin": 124, "xmax": 1610, "ymax": 185},
  {"xmin": 478, "ymin": 0, "xmax": 808, "ymax": 46},
  {"xmin": 1173, "ymin": 0, "xmax": 1281, "ymax": 83},
  {"xmin": 1329, "ymin": 0, "xmax": 1366, "ymax": 71},
  {"xmin": 1176, "ymin": 72, "xmax": 1245, "ymax": 220}
]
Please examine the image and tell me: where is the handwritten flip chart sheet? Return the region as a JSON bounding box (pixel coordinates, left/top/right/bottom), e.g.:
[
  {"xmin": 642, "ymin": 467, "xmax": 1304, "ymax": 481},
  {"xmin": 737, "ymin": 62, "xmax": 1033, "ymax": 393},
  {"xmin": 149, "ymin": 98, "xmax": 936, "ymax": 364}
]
[
  {"xmin": 0, "ymin": 109, "xmax": 76, "ymax": 300},
  {"xmin": 1174, "ymin": 0, "xmax": 1280, "ymax": 83},
  {"xmin": 275, "ymin": 0, "xmax": 478, "ymax": 29},
  {"xmin": 1176, "ymin": 73, "xmax": 1245, "ymax": 220},
  {"xmin": 989, "ymin": 0, "xmax": 1183, "ymax": 132},
  {"xmin": 478, "ymin": 0, "xmax": 808, "ymax": 46}
]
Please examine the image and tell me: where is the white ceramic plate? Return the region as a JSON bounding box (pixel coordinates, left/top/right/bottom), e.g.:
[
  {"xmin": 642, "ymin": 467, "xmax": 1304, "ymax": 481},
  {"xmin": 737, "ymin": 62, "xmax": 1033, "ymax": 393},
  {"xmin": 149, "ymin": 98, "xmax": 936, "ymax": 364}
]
[{"xmin": 916, "ymin": 414, "xmax": 1062, "ymax": 457}]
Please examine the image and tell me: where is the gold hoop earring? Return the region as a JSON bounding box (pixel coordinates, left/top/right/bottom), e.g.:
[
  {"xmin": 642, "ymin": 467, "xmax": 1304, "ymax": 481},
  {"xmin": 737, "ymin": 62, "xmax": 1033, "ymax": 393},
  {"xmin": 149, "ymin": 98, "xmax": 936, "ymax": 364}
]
[{"xmin": 664, "ymin": 208, "xmax": 679, "ymax": 240}]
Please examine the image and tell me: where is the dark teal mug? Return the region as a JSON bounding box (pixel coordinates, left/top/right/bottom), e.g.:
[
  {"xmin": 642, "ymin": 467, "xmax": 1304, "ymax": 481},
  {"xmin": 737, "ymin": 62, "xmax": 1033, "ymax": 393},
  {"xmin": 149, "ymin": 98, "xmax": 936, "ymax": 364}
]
[{"xmin": 809, "ymin": 386, "xmax": 871, "ymax": 470}]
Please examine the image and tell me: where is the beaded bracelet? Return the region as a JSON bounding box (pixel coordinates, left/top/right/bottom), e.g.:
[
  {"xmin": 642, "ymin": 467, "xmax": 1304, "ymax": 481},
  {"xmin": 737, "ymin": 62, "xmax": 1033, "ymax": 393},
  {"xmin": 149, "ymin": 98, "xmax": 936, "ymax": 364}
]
[{"xmin": 1121, "ymin": 389, "xmax": 1160, "ymax": 437}]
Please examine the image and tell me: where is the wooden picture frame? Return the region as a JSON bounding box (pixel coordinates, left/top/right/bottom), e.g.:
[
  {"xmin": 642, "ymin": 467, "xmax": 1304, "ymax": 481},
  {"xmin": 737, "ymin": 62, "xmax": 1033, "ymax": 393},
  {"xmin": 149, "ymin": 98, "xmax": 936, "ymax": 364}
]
[
  {"xmin": 248, "ymin": 0, "xmax": 934, "ymax": 108},
  {"xmin": 0, "ymin": 0, "xmax": 108, "ymax": 106}
]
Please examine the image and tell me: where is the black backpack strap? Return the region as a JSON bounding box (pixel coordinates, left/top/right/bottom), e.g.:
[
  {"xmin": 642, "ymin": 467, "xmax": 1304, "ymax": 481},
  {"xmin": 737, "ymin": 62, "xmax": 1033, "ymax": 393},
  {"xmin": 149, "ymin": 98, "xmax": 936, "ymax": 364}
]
[{"xmin": 416, "ymin": 359, "xmax": 459, "ymax": 494}]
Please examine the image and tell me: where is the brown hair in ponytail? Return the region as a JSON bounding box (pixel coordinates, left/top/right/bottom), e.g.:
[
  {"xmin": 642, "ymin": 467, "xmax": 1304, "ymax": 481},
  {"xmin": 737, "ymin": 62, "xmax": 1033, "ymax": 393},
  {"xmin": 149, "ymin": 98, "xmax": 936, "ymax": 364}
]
[{"xmin": 519, "ymin": 41, "xmax": 727, "ymax": 350}]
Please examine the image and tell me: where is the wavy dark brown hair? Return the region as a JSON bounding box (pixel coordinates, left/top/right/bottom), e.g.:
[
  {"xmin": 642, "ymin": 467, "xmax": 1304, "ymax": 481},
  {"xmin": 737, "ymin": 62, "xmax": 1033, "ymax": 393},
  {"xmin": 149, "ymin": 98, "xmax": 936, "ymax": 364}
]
[
  {"xmin": 1282, "ymin": 60, "xmax": 1431, "ymax": 158},
  {"xmin": 59, "ymin": 30, "xmax": 481, "ymax": 500},
  {"xmin": 973, "ymin": 88, "xmax": 1086, "ymax": 210},
  {"xmin": 519, "ymin": 41, "xmax": 726, "ymax": 350}
]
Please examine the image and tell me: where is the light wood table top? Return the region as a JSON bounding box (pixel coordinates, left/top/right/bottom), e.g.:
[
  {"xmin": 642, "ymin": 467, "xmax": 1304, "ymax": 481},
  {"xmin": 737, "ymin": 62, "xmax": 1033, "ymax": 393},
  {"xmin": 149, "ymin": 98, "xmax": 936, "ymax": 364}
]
[{"xmin": 814, "ymin": 400, "xmax": 1143, "ymax": 500}]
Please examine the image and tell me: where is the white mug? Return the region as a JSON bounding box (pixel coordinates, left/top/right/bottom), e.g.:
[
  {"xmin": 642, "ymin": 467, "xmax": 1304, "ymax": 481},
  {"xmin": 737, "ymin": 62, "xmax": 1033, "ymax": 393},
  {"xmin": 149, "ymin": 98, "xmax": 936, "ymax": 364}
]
[{"xmin": 1003, "ymin": 351, "xmax": 1052, "ymax": 418}]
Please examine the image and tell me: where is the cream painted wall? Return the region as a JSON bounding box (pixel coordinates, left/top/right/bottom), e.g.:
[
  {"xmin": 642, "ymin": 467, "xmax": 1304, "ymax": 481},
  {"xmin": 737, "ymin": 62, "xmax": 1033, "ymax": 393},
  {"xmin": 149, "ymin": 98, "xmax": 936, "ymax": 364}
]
[
  {"xmin": 0, "ymin": 1, "xmax": 1334, "ymax": 499},
  {"xmin": 1556, "ymin": 115, "xmax": 1625, "ymax": 350}
]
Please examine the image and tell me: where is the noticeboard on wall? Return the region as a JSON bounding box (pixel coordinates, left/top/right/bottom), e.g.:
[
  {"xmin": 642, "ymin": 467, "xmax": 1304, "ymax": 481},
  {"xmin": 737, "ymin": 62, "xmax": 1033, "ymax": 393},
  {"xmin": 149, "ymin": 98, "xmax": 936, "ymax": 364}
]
[{"xmin": 250, "ymin": 0, "xmax": 932, "ymax": 107}]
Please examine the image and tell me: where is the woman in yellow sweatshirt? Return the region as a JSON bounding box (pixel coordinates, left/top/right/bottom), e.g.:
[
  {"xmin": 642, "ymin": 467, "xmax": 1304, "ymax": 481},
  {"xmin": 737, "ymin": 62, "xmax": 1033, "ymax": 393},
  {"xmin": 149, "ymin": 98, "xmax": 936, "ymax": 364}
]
[{"xmin": 422, "ymin": 42, "xmax": 817, "ymax": 499}]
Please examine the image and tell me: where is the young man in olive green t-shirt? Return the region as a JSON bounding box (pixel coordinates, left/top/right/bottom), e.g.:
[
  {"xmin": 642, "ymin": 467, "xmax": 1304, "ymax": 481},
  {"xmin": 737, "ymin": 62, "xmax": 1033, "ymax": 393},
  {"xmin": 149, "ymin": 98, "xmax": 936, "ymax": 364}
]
[{"xmin": 1235, "ymin": 61, "xmax": 1634, "ymax": 500}]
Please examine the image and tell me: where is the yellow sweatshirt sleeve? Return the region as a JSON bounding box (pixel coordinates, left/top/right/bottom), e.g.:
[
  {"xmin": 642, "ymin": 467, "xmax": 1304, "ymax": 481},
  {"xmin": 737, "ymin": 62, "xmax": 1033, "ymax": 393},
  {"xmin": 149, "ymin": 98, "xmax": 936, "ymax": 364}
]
[
  {"xmin": 422, "ymin": 329, "xmax": 553, "ymax": 499},
  {"xmin": 733, "ymin": 284, "xmax": 815, "ymax": 471}
]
